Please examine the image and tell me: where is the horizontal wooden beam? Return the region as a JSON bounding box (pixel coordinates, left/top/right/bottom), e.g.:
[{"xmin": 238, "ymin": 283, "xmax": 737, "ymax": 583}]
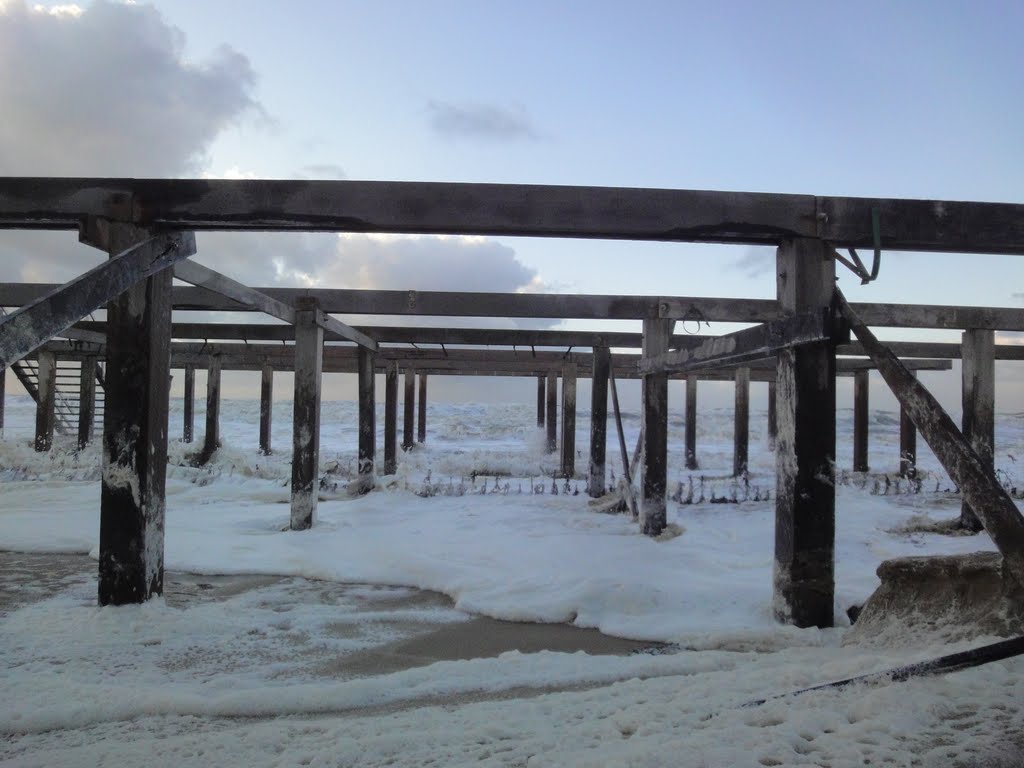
[
  {"xmin": 0, "ymin": 231, "xmax": 195, "ymax": 369},
  {"xmin": 2, "ymin": 178, "xmax": 1024, "ymax": 253},
  {"xmin": 839, "ymin": 340, "xmax": 1024, "ymax": 360},
  {"xmin": 640, "ymin": 312, "xmax": 833, "ymax": 374}
]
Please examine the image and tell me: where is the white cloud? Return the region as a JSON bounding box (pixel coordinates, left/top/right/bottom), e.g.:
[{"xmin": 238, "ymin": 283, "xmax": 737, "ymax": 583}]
[{"xmin": 427, "ymin": 100, "xmax": 539, "ymax": 141}]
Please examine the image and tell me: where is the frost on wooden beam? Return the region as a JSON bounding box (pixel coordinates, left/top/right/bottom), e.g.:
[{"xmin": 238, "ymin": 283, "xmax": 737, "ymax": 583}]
[{"xmin": 0, "ymin": 228, "xmax": 195, "ymax": 369}]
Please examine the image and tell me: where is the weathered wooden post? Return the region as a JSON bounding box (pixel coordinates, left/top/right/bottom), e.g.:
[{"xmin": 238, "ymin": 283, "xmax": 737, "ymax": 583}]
[
  {"xmin": 0, "ymin": 366, "xmax": 5, "ymax": 436},
  {"xmin": 182, "ymin": 363, "xmax": 195, "ymax": 443},
  {"xmin": 88, "ymin": 222, "xmax": 185, "ymax": 605},
  {"xmin": 899, "ymin": 374, "xmax": 917, "ymax": 478},
  {"xmin": 588, "ymin": 346, "xmax": 610, "ymax": 497},
  {"xmin": 77, "ymin": 356, "xmax": 97, "ymax": 449},
  {"xmin": 642, "ymin": 317, "xmax": 673, "ymax": 536},
  {"xmin": 537, "ymin": 374, "xmax": 546, "ymax": 429},
  {"xmin": 259, "ymin": 364, "xmax": 273, "ymax": 455},
  {"xmin": 358, "ymin": 346, "xmax": 376, "ymax": 485},
  {"xmin": 384, "ymin": 360, "xmax": 398, "ymax": 475},
  {"xmin": 685, "ymin": 374, "xmax": 698, "ymax": 470},
  {"xmin": 546, "ymin": 370, "xmax": 558, "ymax": 453},
  {"xmin": 403, "ymin": 367, "xmax": 415, "ymax": 450},
  {"xmin": 773, "ymin": 238, "xmax": 836, "ymax": 628},
  {"xmin": 199, "ymin": 356, "xmax": 221, "ymax": 464},
  {"xmin": 417, "ymin": 372, "xmax": 427, "ymax": 444},
  {"xmin": 560, "ymin": 362, "xmax": 578, "ymax": 478},
  {"xmin": 290, "ymin": 297, "xmax": 323, "ymax": 530},
  {"xmin": 853, "ymin": 369, "xmax": 869, "ymax": 472},
  {"xmin": 767, "ymin": 380, "xmax": 778, "ymax": 449},
  {"xmin": 961, "ymin": 329, "xmax": 995, "ymax": 531},
  {"xmin": 733, "ymin": 366, "xmax": 750, "ymax": 477},
  {"xmin": 34, "ymin": 349, "xmax": 56, "ymax": 452}
]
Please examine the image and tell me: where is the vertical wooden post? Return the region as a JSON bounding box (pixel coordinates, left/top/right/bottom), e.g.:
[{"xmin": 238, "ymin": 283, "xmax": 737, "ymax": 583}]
[
  {"xmin": 78, "ymin": 357, "xmax": 97, "ymax": 449},
  {"xmin": 417, "ymin": 372, "xmax": 427, "ymax": 444},
  {"xmin": 853, "ymin": 369, "xmax": 869, "ymax": 472},
  {"xmin": 182, "ymin": 363, "xmax": 195, "ymax": 443},
  {"xmin": 733, "ymin": 366, "xmax": 750, "ymax": 477},
  {"xmin": 773, "ymin": 238, "xmax": 836, "ymax": 628},
  {"xmin": 767, "ymin": 381, "xmax": 777, "ymax": 450},
  {"xmin": 290, "ymin": 298, "xmax": 323, "ymax": 530},
  {"xmin": 537, "ymin": 375, "xmax": 546, "ymax": 429},
  {"xmin": 0, "ymin": 366, "xmax": 5, "ymax": 436},
  {"xmin": 685, "ymin": 374, "xmax": 699, "ymax": 470},
  {"xmin": 642, "ymin": 317, "xmax": 673, "ymax": 536},
  {"xmin": 34, "ymin": 349, "xmax": 56, "ymax": 452},
  {"xmin": 384, "ymin": 360, "xmax": 398, "ymax": 475},
  {"xmin": 899, "ymin": 373, "xmax": 917, "ymax": 478},
  {"xmin": 97, "ymin": 224, "xmax": 173, "ymax": 605},
  {"xmin": 200, "ymin": 357, "xmax": 221, "ymax": 463},
  {"xmin": 588, "ymin": 346, "xmax": 610, "ymax": 497},
  {"xmin": 961, "ymin": 329, "xmax": 995, "ymax": 531},
  {"xmin": 259, "ymin": 364, "xmax": 273, "ymax": 455},
  {"xmin": 560, "ymin": 362, "xmax": 578, "ymax": 478},
  {"xmin": 358, "ymin": 346, "xmax": 376, "ymax": 484},
  {"xmin": 546, "ymin": 370, "xmax": 558, "ymax": 453},
  {"xmin": 403, "ymin": 367, "xmax": 415, "ymax": 450}
]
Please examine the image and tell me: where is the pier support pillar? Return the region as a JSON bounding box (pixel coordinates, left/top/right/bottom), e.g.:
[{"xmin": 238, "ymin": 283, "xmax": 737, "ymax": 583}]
[
  {"xmin": 588, "ymin": 346, "xmax": 610, "ymax": 497},
  {"xmin": 384, "ymin": 361, "xmax": 398, "ymax": 475},
  {"xmin": 182, "ymin": 364, "xmax": 195, "ymax": 443},
  {"xmin": 767, "ymin": 381, "xmax": 777, "ymax": 449},
  {"xmin": 560, "ymin": 362, "xmax": 577, "ymax": 478},
  {"xmin": 685, "ymin": 374, "xmax": 698, "ymax": 470},
  {"xmin": 641, "ymin": 318, "xmax": 673, "ymax": 536},
  {"xmin": 290, "ymin": 298, "xmax": 323, "ymax": 530},
  {"xmin": 961, "ymin": 329, "xmax": 995, "ymax": 531},
  {"xmin": 358, "ymin": 347, "xmax": 376, "ymax": 485},
  {"xmin": 773, "ymin": 238, "xmax": 836, "ymax": 628},
  {"xmin": 259, "ymin": 364, "xmax": 273, "ymax": 455},
  {"xmin": 899, "ymin": 375, "xmax": 917, "ymax": 478},
  {"xmin": 853, "ymin": 369, "xmax": 869, "ymax": 472},
  {"xmin": 417, "ymin": 373, "xmax": 427, "ymax": 444},
  {"xmin": 403, "ymin": 367, "xmax": 415, "ymax": 450},
  {"xmin": 77, "ymin": 356, "xmax": 97, "ymax": 449},
  {"xmin": 0, "ymin": 367, "xmax": 5, "ymax": 436},
  {"xmin": 733, "ymin": 366, "xmax": 750, "ymax": 477},
  {"xmin": 546, "ymin": 370, "xmax": 558, "ymax": 453},
  {"xmin": 34, "ymin": 349, "xmax": 56, "ymax": 452},
  {"xmin": 198, "ymin": 357, "xmax": 221, "ymax": 465},
  {"xmin": 537, "ymin": 375, "xmax": 546, "ymax": 429}
]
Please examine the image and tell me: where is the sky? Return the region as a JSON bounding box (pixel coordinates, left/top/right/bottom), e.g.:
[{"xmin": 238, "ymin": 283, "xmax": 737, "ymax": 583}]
[{"xmin": 1, "ymin": 0, "xmax": 1023, "ymax": 409}]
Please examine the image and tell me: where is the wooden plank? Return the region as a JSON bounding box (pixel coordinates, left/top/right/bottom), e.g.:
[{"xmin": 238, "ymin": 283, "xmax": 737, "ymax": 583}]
[
  {"xmin": 182, "ymin": 364, "xmax": 195, "ymax": 443},
  {"xmin": 835, "ymin": 289, "xmax": 1024, "ymax": 584},
  {"xmin": 853, "ymin": 370, "xmax": 869, "ymax": 472},
  {"xmin": 560, "ymin": 362, "xmax": 578, "ymax": 479},
  {"xmin": 358, "ymin": 347, "xmax": 376, "ymax": 483},
  {"xmin": 384, "ymin": 361, "xmax": 398, "ymax": 475},
  {"xmin": 774, "ymin": 238, "xmax": 836, "ymax": 629},
  {"xmin": 259, "ymin": 364, "xmax": 273, "ymax": 455},
  {"xmin": 417, "ymin": 373, "xmax": 427, "ymax": 444},
  {"xmin": 78, "ymin": 357, "xmax": 97, "ymax": 449},
  {"xmin": 0, "ymin": 230, "xmax": 194, "ymax": 369},
  {"xmin": 588, "ymin": 347, "xmax": 610, "ymax": 498},
  {"xmin": 641, "ymin": 318, "xmax": 673, "ymax": 536},
  {"xmin": 173, "ymin": 259, "xmax": 297, "ymax": 324},
  {"xmin": 733, "ymin": 366, "xmax": 750, "ymax": 477},
  {"xmin": 961, "ymin": 329, "xmax": 995, "ymax": 531},
  {"xmin": 34, "ymin": 350, "xmax": 56, "ymax": 452},
  {"xmin": 545, "ymin": 371, "xmax": 558, "ymax": 453},
  {"xmin": 403, "ymin": 367, "xmax": 415, "ymax": 450},
  {"xmin": 98, "ymin": 224, "xmax": 174, "ymax": 606},
  {"xmin": 290, "ymin": 300, "xmax": 323, "ymax": 530},
  {"xmin": 685, "ymin": 375, "xmax": 699, "ymax": 470}
]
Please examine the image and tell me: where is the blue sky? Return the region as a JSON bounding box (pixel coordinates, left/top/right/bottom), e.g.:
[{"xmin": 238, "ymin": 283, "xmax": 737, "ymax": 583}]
[{"xmin": 1, "ymin": 0, "xmax": 1023, "ymax": 409}]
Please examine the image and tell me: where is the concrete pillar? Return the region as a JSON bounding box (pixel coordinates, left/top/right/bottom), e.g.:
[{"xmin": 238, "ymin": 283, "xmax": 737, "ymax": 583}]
[
  {"xmin": 77, "ymin": 357, "xmax": 97, "ymax": 449},
  {"xmin": 560, "ymin": 362, "xmax": 578, "ymax": 478},
  {"xmin": 961, "ymin": 329, "xmax": 995, "ymax": 531},
  {"xmin": 403, "ymin": 367, "xmax": 415, "ymax": 450},
  {"xmin": 182, "ymin": 364, "xmax": 195, "ymax": 443},
  {"xmin": 733, "ymin": 366, "xmax": 750, "ymax": 477},
  {"xmin": 545, "ymin": 370, "xmax": 557, "ymax": 453},
  {"xmin": 290, "ymin": 299, "xmax": 323, "ymax": 530},
  {"xmin": 685, "ymin": 374, "xmax": 698, "ymax": 470},
  {"xmin": 642, "ymin": 318, "xmax": 673, "ymax": 536},
  {"xmin": 384, "ymin": 360, "xmax": 398, "ymax": 475},
  {"xmin": 853, "ymin": 369, "xmax": 869, "ymax": 472},
  {"xmin": 773, "ymin": 238, "xmax": 836, "ymax": 629},
  {"xmin": 588, "ymin": 346, "xmax": 610, "ymax": 497},
  {"xmin": 34, "ymin": 350, "xmax": 56, "ymax": 452},
  {"xmin": 259, "ymin": 364, "xmax": 273, "ymax": 455}
]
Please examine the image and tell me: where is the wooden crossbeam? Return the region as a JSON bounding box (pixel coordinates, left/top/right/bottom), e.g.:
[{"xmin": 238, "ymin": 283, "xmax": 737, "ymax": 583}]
[
  {"xmin": 0, "ymin": 231, "xmax": 195, "ymax": 369},
  {"xmin": 309, "ymin": 308, "xmax": 378, "ymax": 352},
  {"xmin": 172, "ymin": 259, "xmax": 297, "ymax": 324},
  {"xmin": 639, "ymin": 312, "xmax": 832, "ymax": 374},
  {"xmin": 2, "ymin": 178, "xmax": 1024, "ymax": 254}
]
